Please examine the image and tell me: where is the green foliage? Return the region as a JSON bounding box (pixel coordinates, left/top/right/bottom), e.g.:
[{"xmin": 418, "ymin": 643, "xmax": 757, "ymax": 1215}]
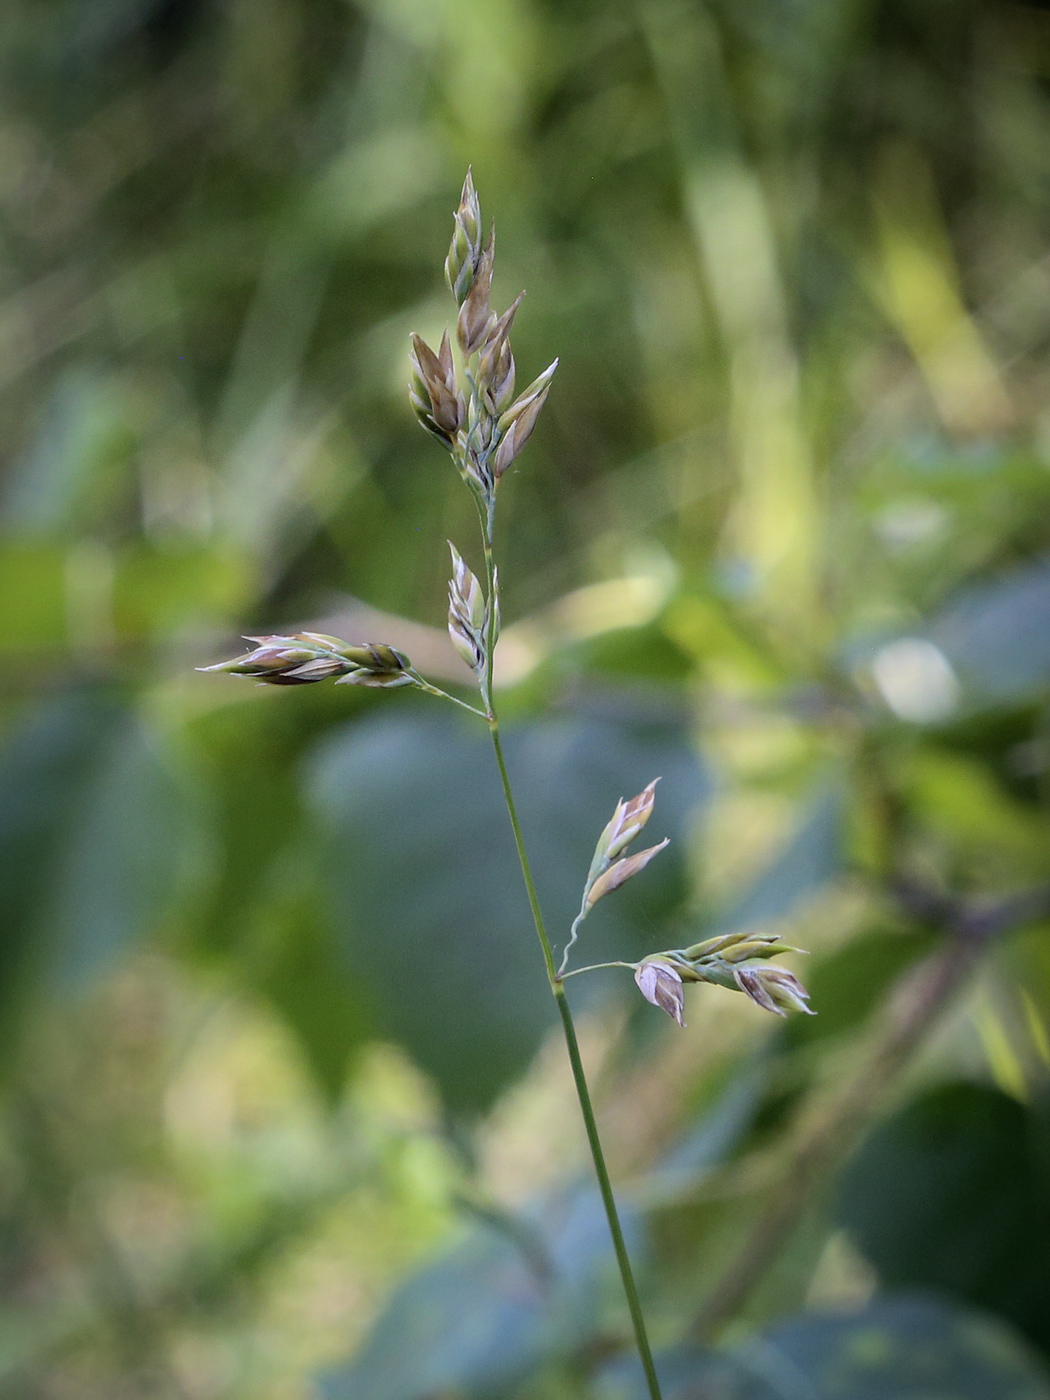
[
  {"xmin": 0, "ymin": 689, "xmax": 198, "ymax": 1013},
  {"xmin": 322, "ymin": 1187, "xmax": 638, "ymax": 1400},
  {"xmin": 608, "ymin": 1296, "xmax": 1050, "ymax": 1400},
  {"xmin": 837, "ymin": 1084, "xmax": 1050, "ymax": 1356},
  {"xmin": 306, "ymin": 712, "xmax": 705, "ymax": 1111}
]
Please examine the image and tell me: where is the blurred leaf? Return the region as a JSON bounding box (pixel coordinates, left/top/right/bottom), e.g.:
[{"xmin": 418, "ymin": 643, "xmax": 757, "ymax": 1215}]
[
  {"xmin": 0, "ymin": 541, "xmax": 252, "ymax": 656},
  {"xmin": 112, "ymin": 544, "xmax": 252, "ymax": 637},
  {"xmin": 184, "ymin": 684, "xmax": 372, "ymax": 955},
  {"xmin": 0, "ymin": 543, "xmax": 69, "ymax": 652},
  {"xmin": 0, "ymin": 690, "xmax": 125, "ymax": 1018},
  {"xmin": 1, "ymin": 368, "xmax": 134, "ymax": 533},
  {"xmin": 306, "ymin": 711, "xmax": 707, "ymax": 1112},
  {"xmin": 714, "ymin": 784, "xmax": 845, "ymax": 935},
  {"xmin": 645, "ymin": 1057, "xmax": 771, "ymax": 1202},
  {"xmin": 0, "ymin": 688, "xmax": 200, "ymax": 1014},
  {"xmin": 575, "ymin": 622, "xmax": 694, "ymax": 683},
  {"xmin": 43, "ymin": 709, "xmax": 201, "ymax": 987},
  {"xmin": 929, "ymin": 557, "xmax": 1050, "ymax": 706},
  {"xmin": 321, "ymin": 1186, "xmax": 637, "ymax": 1400},
  {"xmin": 837, "ymin": 1083, "xmax": 1050, "ymax": 1356},
  {"xmin": 784, "ymin": 927, "xmax": 936, "ymax": 1049},
  {"xmin": 606, "ymin": 1295, "xmax": 1050, "ymax": 1398},
  {"xmin": 256, "ymin": 880, "xmax": 373, "ymax": 1102},
  {"xmin": 898, "ymin": 749, "xmax": 1050, "ymax": 886},
  {"xmin": 663, "ymin": 594, "xmax": 785, "ymax": 686}
]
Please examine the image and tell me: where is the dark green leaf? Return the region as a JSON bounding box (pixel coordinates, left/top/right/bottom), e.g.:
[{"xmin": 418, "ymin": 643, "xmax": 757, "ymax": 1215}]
[
  {"xmin": 607, "ymin": 1295, "xmax": 1050, "ymax": 1398},
  {"xmin": 837, "ymin": 1084, "xmax": 1050, "ymax": 1355},
  {"xmin": 784, "ymin": 927, "xmax": 936, "ymax": 1049},
  {"xmin": 0, "ymin": 688, "xmax": 200, "ymax": 1019},
  {"xmin": 305, "ymin": 712, "xmax": 707, "ymax": 1112},
  {"xmin": 256, "ymin": 885, "xmax": 373, "ymax": 1102}
]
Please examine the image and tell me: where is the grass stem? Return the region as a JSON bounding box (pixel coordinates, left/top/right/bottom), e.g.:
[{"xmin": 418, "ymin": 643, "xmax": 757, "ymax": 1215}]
[{"xmin": 487, "ymin": 718, "xmax": 664, "ymax": 1400}]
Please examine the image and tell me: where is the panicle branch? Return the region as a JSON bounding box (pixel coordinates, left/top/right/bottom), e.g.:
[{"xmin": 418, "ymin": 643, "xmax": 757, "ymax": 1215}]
[{"xmin": 558, "ymin": 779, "xmax": 669, "ymax": 977}]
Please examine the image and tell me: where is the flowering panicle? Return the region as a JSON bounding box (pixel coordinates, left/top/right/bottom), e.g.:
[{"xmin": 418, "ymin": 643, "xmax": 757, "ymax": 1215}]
[
  {"xmin": 557, "ymin": 780, "xmax": 814, "ymax": 1027},
  {"xmin": 197, "ymin": 172, "xmax": 813, "ymax": 1394}
]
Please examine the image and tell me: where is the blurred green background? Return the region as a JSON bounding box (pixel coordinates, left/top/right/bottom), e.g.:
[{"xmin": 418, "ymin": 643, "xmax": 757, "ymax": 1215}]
[{"xmin": 2, "ymin": 0, "xmax": 1050, "ymax": 1396}]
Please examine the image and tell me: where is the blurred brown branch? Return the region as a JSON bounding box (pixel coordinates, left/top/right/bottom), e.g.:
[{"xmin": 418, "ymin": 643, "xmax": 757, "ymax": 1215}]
[{"xmin": 690, "ymin": 880, "xmax": 1050, "ymax": 1338}]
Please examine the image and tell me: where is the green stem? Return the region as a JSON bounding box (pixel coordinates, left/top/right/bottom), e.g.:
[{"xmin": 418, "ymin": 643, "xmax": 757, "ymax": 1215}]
[
  {"xmin": 487, "ymin": 720, "xmax": 664, "ymax": 1400},
  {"xmin": 554, "ymin": 984, "xmax": 663, "ymax": 1398},
  {"xmin": 468, "ymin": 469, "xmax": 661, "ymax": 1397}
]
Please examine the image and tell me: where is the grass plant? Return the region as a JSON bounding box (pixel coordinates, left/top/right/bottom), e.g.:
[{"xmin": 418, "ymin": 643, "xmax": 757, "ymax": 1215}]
[{"xmin": 202, "ymin": 172, "xmax": 816, "ymax": 1400}]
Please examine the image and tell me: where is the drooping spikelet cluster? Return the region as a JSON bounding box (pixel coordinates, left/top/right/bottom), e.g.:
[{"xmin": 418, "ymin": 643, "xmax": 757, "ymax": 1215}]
[
  {"xmin": 410, "ymin": 171, "xmax": 558, "ymax": 500},
  {"xmin": 198, "ymin": 634, "xmax": 414, "ymax": 687},
  {"xmin": 632, "ymin": 931, "xmax": 815, "ymax": 1027}
]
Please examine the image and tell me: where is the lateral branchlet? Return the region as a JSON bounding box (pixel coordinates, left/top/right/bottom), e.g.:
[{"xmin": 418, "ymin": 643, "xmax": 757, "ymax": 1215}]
[{"xmin": 558, "ymin": 779, "xmax": 669, "ymax": 978}]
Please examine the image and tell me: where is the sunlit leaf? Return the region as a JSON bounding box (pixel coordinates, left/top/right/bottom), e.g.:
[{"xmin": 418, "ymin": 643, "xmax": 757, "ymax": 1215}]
[
  {"xmin": 321, "ymin": 1186, "xmax": 639, "ymax": 1400},
  {"xmin": 713, "ymin": 784, "xmax": 845, "ymax": 935}
]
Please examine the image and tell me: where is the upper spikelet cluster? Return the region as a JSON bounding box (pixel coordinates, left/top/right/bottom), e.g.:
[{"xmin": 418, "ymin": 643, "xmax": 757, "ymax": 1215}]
[{"xmin": 409, "ymin": 171, "xmax": 558, "ymax": 500}]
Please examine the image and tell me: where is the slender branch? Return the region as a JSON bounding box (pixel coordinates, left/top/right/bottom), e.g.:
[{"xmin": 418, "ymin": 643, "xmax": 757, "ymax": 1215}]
[
  {"xmin": 488, "ymin": 722, "xmax": 663, "ymax": 1399},
  {"xmin": 407, "ymin": 670, "xmax": 488, "ymax": 718},
  {"xmin": 554, "ymin": 985, "xmax": 665, "ymax": 1397},
  {"xmin": 488, "ymin": 720, "xmax": 559, "ymax": 985},
  {"xmin": 558, "ymin": 902, "xmax": 590, "ymax": 978},
  {"xmin": 560, "ymin": 961, "xmax": 637, "ymax": 980}
]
